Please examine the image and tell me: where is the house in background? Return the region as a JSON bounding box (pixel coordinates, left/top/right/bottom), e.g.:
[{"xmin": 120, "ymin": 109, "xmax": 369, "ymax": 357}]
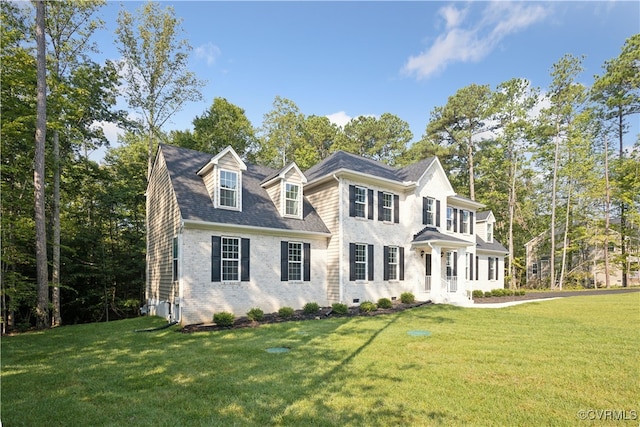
[
  {"xmin": 525, "ymin": 221, "xmax": 640, "ymax": 288},
  {"xmin": 146, "ymin": 144, "xmax": 507, "ymax": 325}
]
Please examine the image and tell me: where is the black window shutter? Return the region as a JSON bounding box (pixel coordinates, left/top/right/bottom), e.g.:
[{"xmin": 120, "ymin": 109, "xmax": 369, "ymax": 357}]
[
  {"xmin": 422, "ymin": 198, "xmax": 427, "ymax": 225},
  {"xmin": 394, "ymin": 194, "xmax": 400, "ymax": 223},
  {"xmin": 349, "ymin": 243, "xmax": 356, "ymax": 281},
  {"xmin": 426, "ymin": 253, "xmax": 432, "ymax": 276},
  {"xmin": 488, "ymin": 257, "xmax": 491, "ymax": 280},
  {"xmin": 453, "ymin": 252, "xmax": 457, "ymax": 277},
  {"xmin": 368, "ymin": 244, "xmax": 374, "ymax": 281},
  {"xmin": 475, "ymin": 256, "xmax": 479, "ymax": 280},
  {"xmin": 399, "ymin": 247, "xmax": 405, "ymax": 281},
  {"xmin": 436, "ymin": 200, "xmax": 441, "ymax": 227},
  {"xmin": 303, "ymin": 243, "xmax": 311, "ymax": 281},
  {"xmin": 495, "ymin": 258, "xmax": 499, "ymax": 280},
  {"xmin": 470, "ymin": 212, "xmax": 474, "ymax": 235},
  {"xmin": 212, "ymin": 236, "xmax": 221, "ymax": 282},
  {"xmin": 349, "ymin": 185, "xmax": 356, "ymax": 217},
  {"xmin": 368, "ymin": 189, "xmax": 374, "ymax": 219},
  {"xmin": 281, "ymin": 241, "xmax": 289, "ymax": 281},
  {"xmin": 453, "ymin": 209, "xmax": 458, "ymax": 232},
  {"xmin": 469, "ymin": 254, "xmax": 474, "ymax": 281},
  {"xmin": 241, "ymin": 238, "xmax": 250, "ymax": 281},
  {"xmin": 383, "ymin": 246, "xmax": 389, "ymax": 280},
  {"xmin": 377, "ymin": 191, "xmax": 384, "ymax": 221},
  {"xmin": 459, "ymin": 210, "xmax": 464, "ymax": 233}
]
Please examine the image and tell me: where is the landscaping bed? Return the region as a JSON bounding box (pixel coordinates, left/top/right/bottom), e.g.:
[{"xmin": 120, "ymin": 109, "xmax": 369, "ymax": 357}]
[
  {"xmin": 182, "ymin": 300, "xmax": 431, "ymax": 333},
  {"xmin": 475, "ymin": 287, "xmax": 639, "ymax": 304}
]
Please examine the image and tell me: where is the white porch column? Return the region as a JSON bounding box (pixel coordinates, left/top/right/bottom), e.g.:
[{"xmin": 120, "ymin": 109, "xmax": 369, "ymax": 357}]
[
  {"xmin": 457, "ymin": 248, "xmax": 467, "ymax": 299},
  {"xmin": 431, "ymin": 245, "xmax": 442, "ymax": 302}
]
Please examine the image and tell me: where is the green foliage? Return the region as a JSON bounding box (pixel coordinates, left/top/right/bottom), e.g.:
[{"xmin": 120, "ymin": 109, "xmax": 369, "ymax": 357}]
[
  {"xmin": 377, "ymin": 298, "xmax": 393, "ymax": 309},
  {"xmin": 213, "ymin": 312, "xmax": 234, "ymax": 327},
  {"xmin": 246, "ymin": 307, "xmax": 264, "ymax": 322},
  {"xmin": 400, "ymin": 292, "xmax": 415, "ymax": 304},
  {"xmin": 472, "ymin": 290, "xmax": 485, "ymax": 299},
  {"xmin": 302, "ymin": 302, "xmax": 320, "ymax": 315},
  {"xmin": 278, "ymin": 307, "xmax": 295, "ymax": 318},
  {"xmin": 484, "ymin": 291, "xmax": 493, "ymax": 298},
  {"xmin": 331, "ymin": 303, "xmax": 348, "ymax": 315},
  {"xmin": 358, "ymin": 301, "xmax": 377, "ymax": 313}
]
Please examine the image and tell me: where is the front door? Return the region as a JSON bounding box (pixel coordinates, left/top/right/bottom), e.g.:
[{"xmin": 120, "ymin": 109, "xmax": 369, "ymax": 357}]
[{"xmin": 425, "ymin": 253, "xmax": 432, "ymax": 291}]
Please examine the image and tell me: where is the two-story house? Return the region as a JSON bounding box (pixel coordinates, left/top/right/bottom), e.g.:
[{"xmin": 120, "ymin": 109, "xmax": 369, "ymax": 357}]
[{"xmin": 146, "ymin": 144, "xmax": 507, "ymax": 325}]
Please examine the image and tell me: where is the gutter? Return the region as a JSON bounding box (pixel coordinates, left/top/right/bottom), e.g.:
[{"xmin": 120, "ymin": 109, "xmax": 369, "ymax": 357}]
[{"xmin": 333, "ymin": 174, "xmax": 344, "ymax": 304}]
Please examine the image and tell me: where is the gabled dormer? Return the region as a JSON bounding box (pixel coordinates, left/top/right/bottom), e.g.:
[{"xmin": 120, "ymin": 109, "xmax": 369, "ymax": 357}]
[
  {"xmin": 197, "ymin": 146, "xmax": 247, "ymax": 211},
  {"xmin": 261, "ymin": 162, "xmax": 307, "ymax": 219},
  {"xmin": 476, "ymin": 211, "xmax": 496, "ymax": 242}
]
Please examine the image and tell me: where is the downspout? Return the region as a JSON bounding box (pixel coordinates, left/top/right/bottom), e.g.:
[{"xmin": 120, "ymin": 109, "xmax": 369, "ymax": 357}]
[{"xmin": 333, "ymin": 174, "xmax": 344, "ymax": 303}]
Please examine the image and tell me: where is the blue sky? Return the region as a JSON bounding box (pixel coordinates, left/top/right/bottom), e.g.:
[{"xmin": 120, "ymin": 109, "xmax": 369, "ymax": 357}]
[{"xmin": 92, "ymin": 1, "xmax": 639, "ymax": 159}]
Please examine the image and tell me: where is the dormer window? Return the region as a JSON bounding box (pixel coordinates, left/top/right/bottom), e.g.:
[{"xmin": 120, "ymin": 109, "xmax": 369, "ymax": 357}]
[
  {"xmin": 285, "ymin": 183, "xmax": 300, "ymax": 216},
  {"xmin": 487, "ymin": 223, "xmax": 493, "ymax": 243},
  {"xmin": 219, "ymin": 169, "xmax": 238, "ymax": 208}
]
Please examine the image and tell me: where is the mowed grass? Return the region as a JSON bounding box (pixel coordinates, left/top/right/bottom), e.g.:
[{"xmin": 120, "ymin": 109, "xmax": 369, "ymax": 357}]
[{"xmin": 2, "ymin": 293, "xmax": 639, "ymax": 426}]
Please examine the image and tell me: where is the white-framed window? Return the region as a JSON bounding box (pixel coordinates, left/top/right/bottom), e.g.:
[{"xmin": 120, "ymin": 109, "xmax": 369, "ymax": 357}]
[
  {"xmin": 221, "ymin": 237, "xmax": 240, "ymax": 281},
  {"xmin": 285, "ymin": 182, "xmax": 300, "ymax": 217},
  {"xmin": 487, "ymin": 223, "xmax": 493, "ymax": 242},
  {"xmin": 532, "ymin": 262, "xmax": 538, "ymax": 276},
  {"xmin": 488, "ymin": 257, "xmax": 495, "ymax": 280},
  {"xmin": 355, "ymin": 243, "xmax": 367, "ymax": 281},
  {"xmin": 387, "ymin": 246, "xmax": 398, "ymax": 280},
  {"xmin": 425, "ymin": 197, "xmax": 434, "ymax": 226},
  {"xmin": 461, "ymin": 210, "xmax": 470, "ymax": 234},
  {"xmin": 382, "ymin": 192, "xmax": 393, "ymax": 222},
  {"xmin": 172, "ymin": 236, "xmax": 179, "ymax": 282},
  {"xmin": 288, "ymin": 242, "xmax": 303, "ymax": 281},
  {"xmin": 446, "ymin": 207, "xmax": 453, "ymax": 231},
  {"xmin": 355, "ymin": 186, "xmax": 366, "ymax": 218},
  {"xmin": 219, "ymin": 169, "xmax": 238, "ymax": 208}
]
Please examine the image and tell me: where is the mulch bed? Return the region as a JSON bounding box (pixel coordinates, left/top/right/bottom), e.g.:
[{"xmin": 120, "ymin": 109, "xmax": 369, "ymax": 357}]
[
  {"xmin": 181, "ymin": 301, "xmax": 432, "ymax": 333},
  {"xmin": 474, "ymin": 287, "xmax": 639, "ymax": 304}
]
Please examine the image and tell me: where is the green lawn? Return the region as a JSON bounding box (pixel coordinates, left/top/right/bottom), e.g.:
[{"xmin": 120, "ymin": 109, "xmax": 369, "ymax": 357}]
[{"xmin": 2, "ymin": 293, "xmax": 639, "ymax": 426}]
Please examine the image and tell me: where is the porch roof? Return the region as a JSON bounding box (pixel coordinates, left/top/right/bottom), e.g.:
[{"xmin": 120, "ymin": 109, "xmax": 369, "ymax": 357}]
[{"xmin": 411, "ymin": 227, "xmax": 471, "ymax": 248}]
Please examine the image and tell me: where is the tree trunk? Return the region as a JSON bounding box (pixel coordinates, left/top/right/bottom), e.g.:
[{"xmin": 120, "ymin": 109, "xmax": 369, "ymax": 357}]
[
  {"xmin": 467, "ymin": 136, "xmax": 475, "ymax": 200},
  {"xmin": 52, "ymin": 130, "xmax": 62, "ymax": 326},
  {"xmin": 603, "ymin": 136, "xmax": 611, "ymax": 288},
  {"xmin": 34, "ymin": 0, "xmax": 49, "ymax": 329},
  {"xmin": 618, "ymin": 109, "xmax": 627, "ymax": 287},
  {"xmin": 508, "ymin": 156, "xmax": 517, "ymax": 290},
  {"xmin": 550, "ymin": 131, "xmax": 560, "ymax": 290}
]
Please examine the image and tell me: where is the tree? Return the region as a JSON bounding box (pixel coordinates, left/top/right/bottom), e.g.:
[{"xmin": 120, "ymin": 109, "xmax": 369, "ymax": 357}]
[
  {"xmin": 116, "ymin": 1, "xmax": 205, "ymax": 180},
  {"xmin": 592, "ymin": 34, "xmax": 640, "ymax": 287},
  {"xmin": 45, "ymin": 0, "xmax": 107, "ymax": 326},
  {"xmin": 423, "ymin": 84, "xmax": 492, "ymax": 199},
  {"xmin": 334, "ymin": 113, "xmax": 412, "ymax": 166},
  {"xmin": 301, "ymin": 115, "xmax": 339, "ymax": 164},
  {"xmin": 34, "ymin": 0, "xmax": 49, "ymax": 329},
  {"xmin": 170, "ymin": 97, "xmax": 257, "ymax": 157},
  {"xmin": 479, "ymin": 78, "xmax": 539, "ymax": 289},
  {"xmin": 255, "ymin": 96, "xmax": 306, "ymax": 168}
]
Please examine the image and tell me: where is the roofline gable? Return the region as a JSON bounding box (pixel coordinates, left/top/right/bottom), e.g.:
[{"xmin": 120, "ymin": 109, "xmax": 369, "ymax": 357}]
[
  {"xmin": 196, "ymin": 145, "xmax": 247, "ymax": 176},
  {"xmin": 261, "ymin": 162, "xmax": 308, "ymax": 187}
]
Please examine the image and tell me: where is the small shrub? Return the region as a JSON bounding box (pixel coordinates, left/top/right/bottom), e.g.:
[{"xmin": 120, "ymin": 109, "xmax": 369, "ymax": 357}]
[
  {"xmin": 303, "ymin": 302, "xmax": 320, "ymax": 314},
  {"xmin": 359, "ymin": 301, "xmax": 377, "ymax": 312},
  {"xmin": 377, "ymin": 298, "xmax": 393, "ymax": 309},
  {"xmin": 213, "ymin": 311, "xmax": 234, "ymax": 327},
  {"xmin": 484, "ymin": 291, "xmax": 492, "ymax": 298},
  {"xmin": 472, "ymin": 290, "xmax": 484, "ymax": 299},
  {"xmin": 278, "ymin": 306, "xmax": 295, "ymax": 318},
  {"xmin": 491, "ymin": 289, "xmax": 505, "ymax": 297},
  {"xmin": 331, "ymin": 302, "xmax": 348, "ymax": 314},
  {"xmin": 517, "ymin": 289, "xmax": 526, "ymax": 296},
  {"xmin": 400, "ymin": 292, "xmax": 415, "ymax": 304},
  {"xmin": 247, "ymin": 307, "xmax": 264, "ymax": 322}
]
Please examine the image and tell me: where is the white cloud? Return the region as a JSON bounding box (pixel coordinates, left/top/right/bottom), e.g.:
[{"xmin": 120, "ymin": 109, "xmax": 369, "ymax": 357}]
[
  {"xmin": 326, "ymin": 111, "xmax": 352, "ymax": 128},
  {"xmin": 402, "ymin": 2, "xmax": 550, "ymax": 80},
  {"xmin": 195, "ymin": 42, "xmax": 222, "ymax": 66}
]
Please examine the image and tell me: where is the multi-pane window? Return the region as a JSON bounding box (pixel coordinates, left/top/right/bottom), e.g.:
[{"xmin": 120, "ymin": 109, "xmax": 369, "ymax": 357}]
[
  {"xmin": 446, "ymin": 207, "xmax": 454, "ymax": 231},
  {"xmin": 461, "ymin": 210, "xmax": 470, "ymax": 234},
  {"xmin": 387, "ymin": 246, "xmax": 398, "ymax": 280},
  {"xmin": 486, "ymin": 223, "xmax": 493, "ymax": 242},
  {"xmin": 219, "ymin": 170, "xmax": 238, "ymax": 208},
  {"xmin": 222, "ymin": 237, "xmax": 239, "ymax": 281},
  {"xmin": 355, "ymin": 243, "xmax": 367, "ymax": 280},
  {"xmin": 488, "ymin": 257, "xmax": 495, "ymax": 280},
  {"xmin": 285, "ymin": 183, "xmax": 300, "ymax": 216},
  {"xmin": 172, "ymin": 237, "xmax": 179, "ymax": 281},
  {"xmin": 532, "ymin": 262, "xmax": 538, "ymax": 276},
  {"xmin": 288, "ymin": 242, "xmax": 302, "ymax": 281},
  {"xmin": 425, "ymin": 198, "xmax": 434, "ymax": 225},
  {"xmin": 354, "ymin": 186, "xmax": 366, "ymax": 218},
  {"xmin": 382, "ymin": 193, "xmax": 393, "ymax": 222}
]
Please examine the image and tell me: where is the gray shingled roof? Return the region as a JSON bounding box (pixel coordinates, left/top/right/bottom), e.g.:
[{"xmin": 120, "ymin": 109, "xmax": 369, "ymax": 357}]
[
  {"xmin": 305, "ymin": 150, "xmax": 434, "ymax": 183},
  {"xmin": 412, "ymin": 226, "xmax": 470, "ymax": 245},
  {"xmin": 159, "ymin": 144, "xmax": 330, "ymax": 234},
  {"xmin": 476, "ymin": 211, "xmax": 491, "ymax": 221},
  {"xmin": 476, "ymin": 236, "xmax": 508, "ymax": 253}
]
